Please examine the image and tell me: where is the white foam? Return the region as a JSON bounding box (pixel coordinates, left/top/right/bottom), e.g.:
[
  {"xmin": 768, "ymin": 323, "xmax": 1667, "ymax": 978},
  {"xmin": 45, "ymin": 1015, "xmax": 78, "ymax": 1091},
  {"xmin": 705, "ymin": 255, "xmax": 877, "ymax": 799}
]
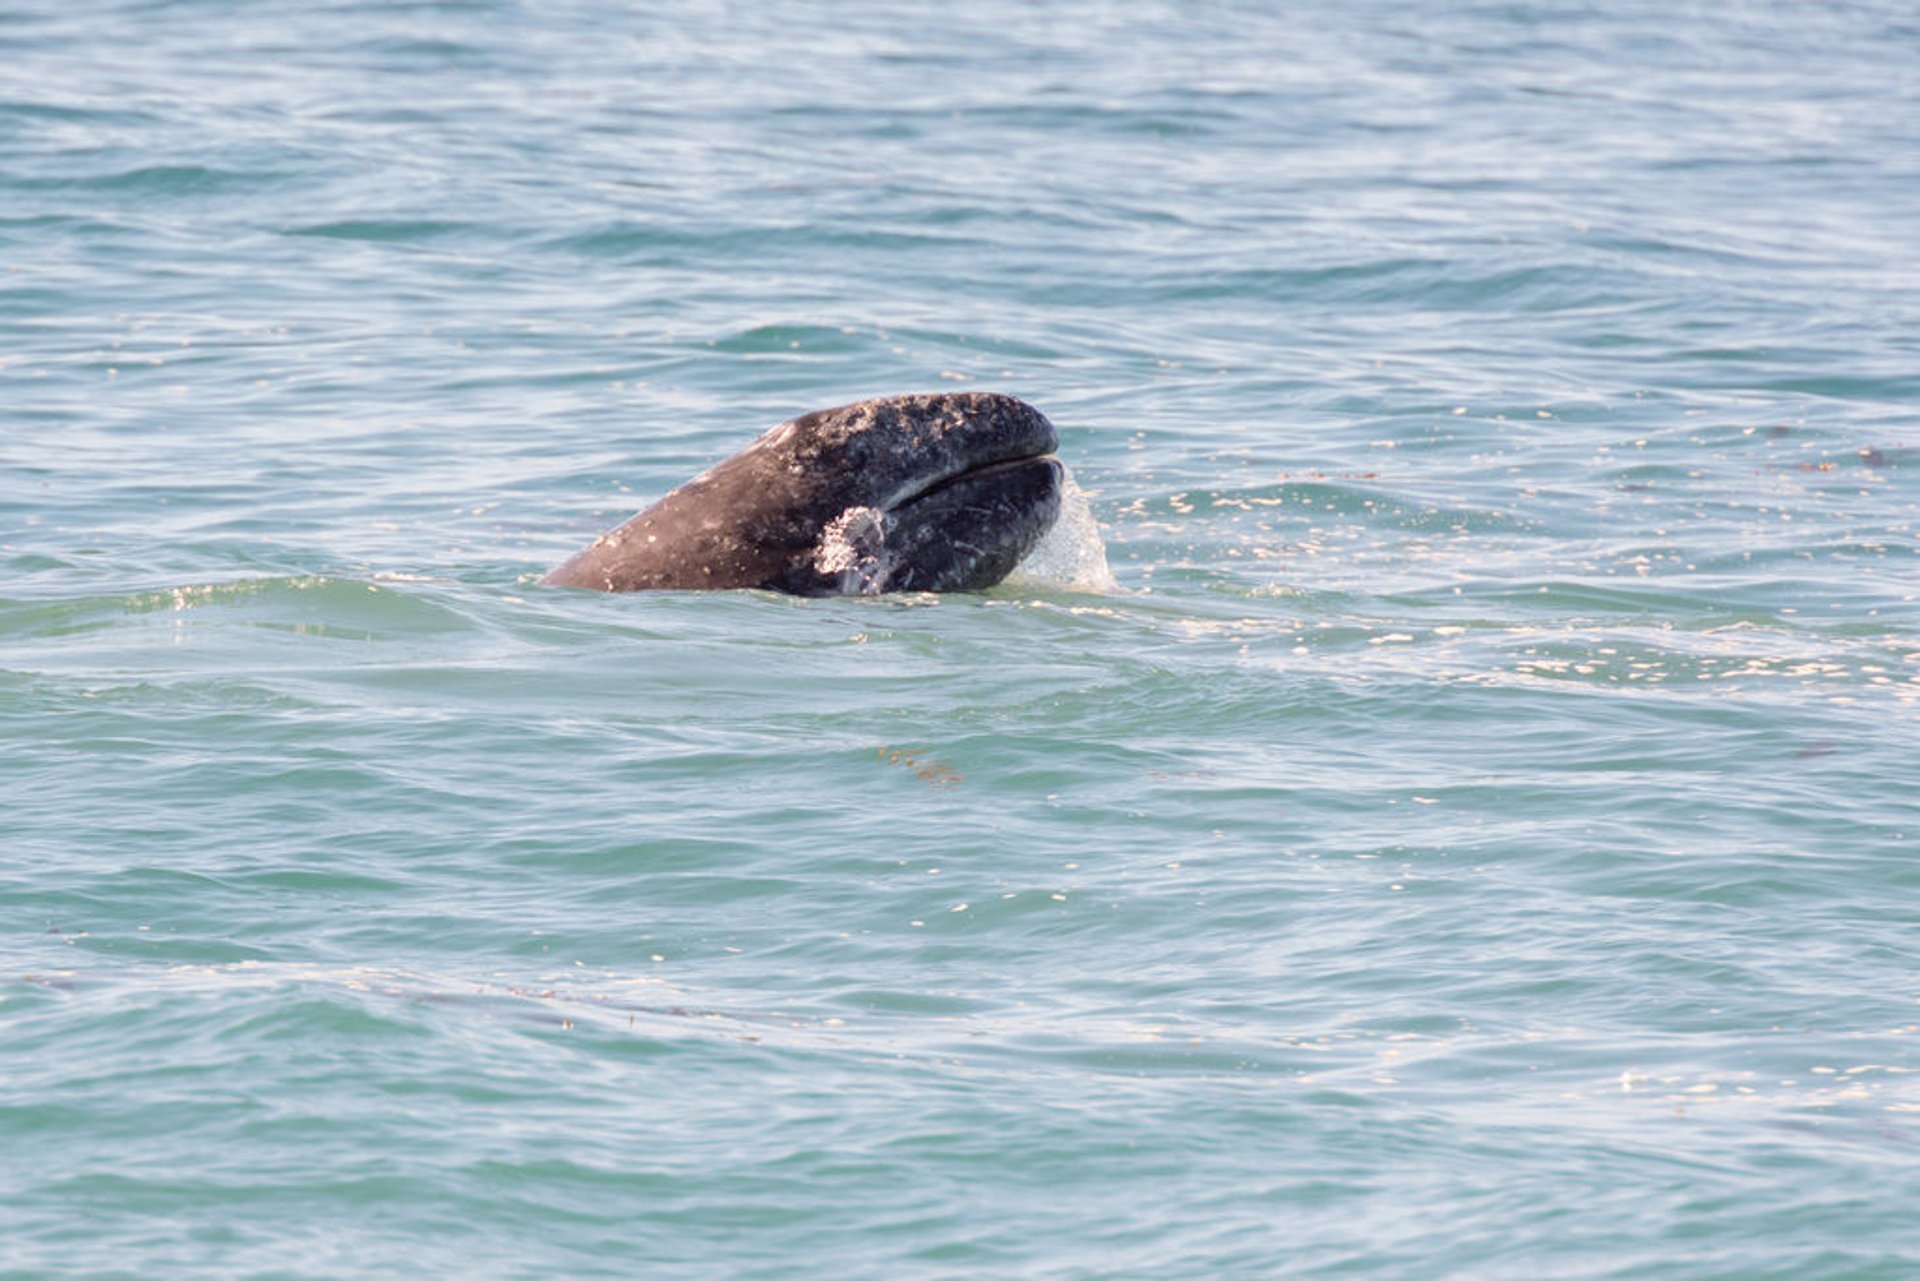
[{"xmin": 1008, "ymin": 467, "xmax": 1117, "ymax": 593}]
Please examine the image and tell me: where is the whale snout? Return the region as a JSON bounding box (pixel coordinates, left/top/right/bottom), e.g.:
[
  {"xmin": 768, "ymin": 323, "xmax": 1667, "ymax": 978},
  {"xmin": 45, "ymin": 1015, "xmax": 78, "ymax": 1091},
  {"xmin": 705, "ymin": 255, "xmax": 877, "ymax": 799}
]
[{"xmin": 863, "ymin": 454, "xmax": 1062, "ymax": 595}]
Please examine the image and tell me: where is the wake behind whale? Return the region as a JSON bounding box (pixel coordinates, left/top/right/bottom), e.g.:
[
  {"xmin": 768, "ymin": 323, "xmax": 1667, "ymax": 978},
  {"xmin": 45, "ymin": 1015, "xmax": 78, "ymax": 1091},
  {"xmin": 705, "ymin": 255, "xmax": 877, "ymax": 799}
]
[{"xmin": 542, "ymin": 392, "xmax": 1069, "ymax": 596}]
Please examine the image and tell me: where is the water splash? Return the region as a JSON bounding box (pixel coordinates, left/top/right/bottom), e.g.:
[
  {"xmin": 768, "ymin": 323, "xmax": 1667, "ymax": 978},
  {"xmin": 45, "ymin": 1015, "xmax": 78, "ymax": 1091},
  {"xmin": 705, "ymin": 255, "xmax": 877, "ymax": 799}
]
[{"xmin": 1009, "ymin": 467, "xmax": 1117, "ymax": 593}]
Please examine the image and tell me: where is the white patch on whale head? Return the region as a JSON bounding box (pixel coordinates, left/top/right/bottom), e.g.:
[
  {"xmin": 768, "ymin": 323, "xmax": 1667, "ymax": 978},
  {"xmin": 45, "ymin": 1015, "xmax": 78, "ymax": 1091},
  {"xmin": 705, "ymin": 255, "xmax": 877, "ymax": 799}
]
[{"xmin": 813, "ymin": 505, "xmax": 890, "ymax": 593}]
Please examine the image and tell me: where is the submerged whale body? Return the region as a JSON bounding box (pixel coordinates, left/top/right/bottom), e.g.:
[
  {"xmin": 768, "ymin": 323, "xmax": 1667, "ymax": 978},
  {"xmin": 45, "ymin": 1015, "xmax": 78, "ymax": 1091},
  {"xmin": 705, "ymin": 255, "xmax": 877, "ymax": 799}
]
[{"xmin": 541, "ymin": 392, "xmax": 1064, "ymax": 595}]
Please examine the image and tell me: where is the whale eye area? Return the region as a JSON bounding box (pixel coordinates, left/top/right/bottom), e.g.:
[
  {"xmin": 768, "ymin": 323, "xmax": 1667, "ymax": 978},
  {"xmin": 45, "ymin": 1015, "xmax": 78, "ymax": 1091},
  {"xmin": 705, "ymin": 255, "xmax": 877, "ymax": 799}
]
[{"xmin": 813, "ymin": 505, "xmax": 890, "ymax": 593}]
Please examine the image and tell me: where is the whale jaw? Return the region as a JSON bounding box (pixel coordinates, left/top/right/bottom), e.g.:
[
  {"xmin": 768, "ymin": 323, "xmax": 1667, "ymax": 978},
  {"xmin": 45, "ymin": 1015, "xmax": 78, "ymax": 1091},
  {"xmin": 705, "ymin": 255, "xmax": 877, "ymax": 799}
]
[{"xmin": 817, "ymin": 455, "xmax": 1063, "ymax": 596}]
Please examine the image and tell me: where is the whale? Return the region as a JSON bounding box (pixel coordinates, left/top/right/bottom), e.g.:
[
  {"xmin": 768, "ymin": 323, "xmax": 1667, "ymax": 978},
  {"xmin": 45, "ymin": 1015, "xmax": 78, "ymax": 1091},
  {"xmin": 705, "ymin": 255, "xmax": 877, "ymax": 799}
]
[{"xmin": 540, "ymin": 392, "xmax": 1064, "ymax": 595}]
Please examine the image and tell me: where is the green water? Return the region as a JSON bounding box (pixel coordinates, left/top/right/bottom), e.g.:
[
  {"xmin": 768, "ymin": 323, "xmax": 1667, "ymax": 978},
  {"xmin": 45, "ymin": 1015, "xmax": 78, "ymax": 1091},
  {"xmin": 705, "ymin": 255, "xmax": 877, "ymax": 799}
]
[{"xmin": 5, "ymin": 1, "xmax": 1920, "ymax": 1276}]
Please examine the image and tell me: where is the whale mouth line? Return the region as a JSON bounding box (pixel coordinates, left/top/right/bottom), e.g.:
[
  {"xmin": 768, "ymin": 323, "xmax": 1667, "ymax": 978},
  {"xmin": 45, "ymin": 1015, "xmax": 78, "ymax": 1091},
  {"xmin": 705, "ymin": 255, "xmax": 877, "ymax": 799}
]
[{"xmin": 889, "ymin": 451, "xmax": 1060, "ymax": 513}]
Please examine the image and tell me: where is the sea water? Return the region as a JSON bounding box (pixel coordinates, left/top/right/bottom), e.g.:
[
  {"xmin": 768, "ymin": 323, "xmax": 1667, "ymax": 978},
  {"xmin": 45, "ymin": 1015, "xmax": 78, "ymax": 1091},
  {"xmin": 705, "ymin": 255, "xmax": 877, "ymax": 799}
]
[{"xmin": 4, "ymin": 2, "xmax": 1919, "ymax": 1277}]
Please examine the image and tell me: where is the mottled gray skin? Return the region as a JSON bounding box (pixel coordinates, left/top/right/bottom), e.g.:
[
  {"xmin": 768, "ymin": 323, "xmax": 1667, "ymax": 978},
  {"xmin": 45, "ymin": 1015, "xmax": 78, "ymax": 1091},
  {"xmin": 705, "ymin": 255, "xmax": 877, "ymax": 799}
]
[{"xmin": 541, "ymin": 392, "xmax": 1063, "ymax": 595}]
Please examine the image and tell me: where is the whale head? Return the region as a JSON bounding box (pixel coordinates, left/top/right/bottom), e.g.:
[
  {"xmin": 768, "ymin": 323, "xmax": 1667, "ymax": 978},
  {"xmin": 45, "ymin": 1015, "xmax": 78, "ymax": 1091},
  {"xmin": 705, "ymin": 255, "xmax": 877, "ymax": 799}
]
[{"xmin": 541, "ymin": 392, "xmax": 1064, "ymax": 595}]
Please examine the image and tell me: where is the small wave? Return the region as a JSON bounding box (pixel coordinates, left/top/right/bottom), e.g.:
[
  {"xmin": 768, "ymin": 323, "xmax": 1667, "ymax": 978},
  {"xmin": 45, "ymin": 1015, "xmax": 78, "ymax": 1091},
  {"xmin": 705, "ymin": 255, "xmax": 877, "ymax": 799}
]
[
  {"xmin": 283, "ymin": 219, "xmax": 483, "ymax": 243},
  {"xmin": 0, "ymin": 575, "xmax": 475, "ymax": 645}
]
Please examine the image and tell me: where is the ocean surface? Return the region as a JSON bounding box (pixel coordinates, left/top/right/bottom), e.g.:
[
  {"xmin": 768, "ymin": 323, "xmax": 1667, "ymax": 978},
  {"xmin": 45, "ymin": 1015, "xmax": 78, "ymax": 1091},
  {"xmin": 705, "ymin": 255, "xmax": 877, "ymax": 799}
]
[{"xmin": 5, "ymin": 2, "xmax": 1920, "ymax": 1276}]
